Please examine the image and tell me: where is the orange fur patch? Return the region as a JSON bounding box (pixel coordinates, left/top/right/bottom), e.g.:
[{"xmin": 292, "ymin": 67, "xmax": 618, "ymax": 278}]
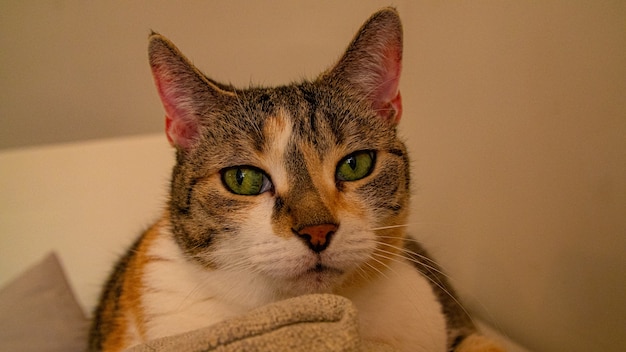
[
  {"xmin": 456, "ymin": 334, "xmax": 506, "ymax": 352},
  {"xmin": 102, "ymin": 215, "xmax": 168, "ymax": 351},
  {"xmin": 298, "ymin": 142, "xmax": 346, "ymax": 217}
]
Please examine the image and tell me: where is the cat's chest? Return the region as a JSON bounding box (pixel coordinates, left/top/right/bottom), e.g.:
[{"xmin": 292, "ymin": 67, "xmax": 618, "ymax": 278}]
[
  {"xmin": 343, "ymin": 260, "xmax": 447, "ymax": 351},
  {"xmin": 138, "ymin": 230, "xmax": 278, "ymax": 339},
  {"xmin": 138, "ymin": 227, "xmax": 447, "ymax": 351}
]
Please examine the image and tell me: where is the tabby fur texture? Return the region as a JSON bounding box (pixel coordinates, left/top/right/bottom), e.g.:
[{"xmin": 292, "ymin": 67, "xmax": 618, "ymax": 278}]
[{"xmin": 89, "ymin": 8, "xmax": 503, "ymax": 352}]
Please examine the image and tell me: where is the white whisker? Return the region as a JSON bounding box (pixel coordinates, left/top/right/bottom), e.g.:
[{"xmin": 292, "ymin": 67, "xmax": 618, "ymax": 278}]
[
  {"xmin": 370, "ymin": 223, "xmax": 412, "ymax": 231},
  {"xmin": 373, "ymin": 240, "xmax": 449, "ymax": 273},
  {"xmin": 361, "ymin": 257, "xmax": 390, "ymax": 280},
  {"xmin": 373, "ymin": 245, "xmax": 448, "ymax": 279},
  {"xmin": 370, "ymin": 250, "xmax": 478, "ymax": 330}
]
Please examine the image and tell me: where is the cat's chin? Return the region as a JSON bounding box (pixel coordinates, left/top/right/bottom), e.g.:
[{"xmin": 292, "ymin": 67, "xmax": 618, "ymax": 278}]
[{"xmin": 277, "ymin": 264, "xmax": 346, "ymax": 296}]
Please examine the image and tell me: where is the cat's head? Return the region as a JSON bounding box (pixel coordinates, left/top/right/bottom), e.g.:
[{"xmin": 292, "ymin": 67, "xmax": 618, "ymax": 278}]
[{"xmin": 149, "ymin": 8, "xmax": 409, "ymax": 295}]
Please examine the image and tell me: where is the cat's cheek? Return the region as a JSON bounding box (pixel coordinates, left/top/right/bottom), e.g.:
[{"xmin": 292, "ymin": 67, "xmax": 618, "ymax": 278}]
[
  {"xmin": 322, "ymin": 216, "xmax": 377, "ymax": 266},
  {"xmin": 219, "ymin": 197, "xmax": 314, "ymax": 275}
]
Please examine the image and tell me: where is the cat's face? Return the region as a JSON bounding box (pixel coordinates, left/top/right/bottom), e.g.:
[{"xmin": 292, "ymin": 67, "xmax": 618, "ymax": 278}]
[{"xmin": 150, "ymin": 9, "xmax": 408, "ymax": 295}]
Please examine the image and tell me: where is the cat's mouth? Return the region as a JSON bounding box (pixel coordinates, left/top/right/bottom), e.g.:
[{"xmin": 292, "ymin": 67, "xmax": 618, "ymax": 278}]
[{"xmin": 309, "ymin": 263, "xmax": 343, "ymax": 275}]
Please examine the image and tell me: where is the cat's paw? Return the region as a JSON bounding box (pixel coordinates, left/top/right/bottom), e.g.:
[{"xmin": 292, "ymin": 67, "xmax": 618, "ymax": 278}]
[{"xmin": 455, "ymin": 334, "xmax": 506, "ymax": 352}]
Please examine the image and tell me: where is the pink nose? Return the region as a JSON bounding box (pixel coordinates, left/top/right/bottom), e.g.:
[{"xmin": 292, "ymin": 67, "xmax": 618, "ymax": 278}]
[{"xmin": 295, "ymin": 224, "xmax": 338, "ymax": 252}]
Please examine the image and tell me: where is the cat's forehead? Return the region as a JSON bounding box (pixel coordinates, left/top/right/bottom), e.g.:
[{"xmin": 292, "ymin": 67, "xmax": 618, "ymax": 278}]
[
  {"xmin": 193, "ymin": 83, "xmax": 397, "ymax": 174},
  {"xmin": 232, "ymin": 84, "xmax": 390, "ymax": 151}
]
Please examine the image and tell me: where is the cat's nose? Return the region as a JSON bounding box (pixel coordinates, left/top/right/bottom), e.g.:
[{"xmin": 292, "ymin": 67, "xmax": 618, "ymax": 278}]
[{"xmin": 295, "ymin": 224, "xmax": 338, "ymax": 253}]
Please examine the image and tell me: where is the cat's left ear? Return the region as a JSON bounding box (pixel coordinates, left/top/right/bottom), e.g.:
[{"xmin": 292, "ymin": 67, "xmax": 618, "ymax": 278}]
[
  {"xmin": 148, "ymin": 32, "xmax": 233, "ymax": 150},
  {"xmin": 326, "ymin": 8, "xmax": 403, "ymax": 124}
]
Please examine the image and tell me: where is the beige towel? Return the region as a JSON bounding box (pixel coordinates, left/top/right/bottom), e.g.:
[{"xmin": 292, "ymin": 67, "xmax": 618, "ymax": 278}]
[{"xmin": 126, "ymin": 294, "xmax": 394, "ymax": 352}]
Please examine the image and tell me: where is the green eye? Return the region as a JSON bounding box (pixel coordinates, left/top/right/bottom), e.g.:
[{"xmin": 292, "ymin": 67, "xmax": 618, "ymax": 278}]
[
  {"xmin": 336, "ymin": 151, "xmax": 375, "ymax": 182},
  {"xmin": 222, "ymin": 167, "xmax": 271, "ymax": 195}
]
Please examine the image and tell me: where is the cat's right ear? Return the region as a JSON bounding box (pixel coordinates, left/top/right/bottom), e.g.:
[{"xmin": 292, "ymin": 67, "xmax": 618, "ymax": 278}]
[
  {"xmin": 325, "ymin": 8, "xmax": 403, "ymax": 125},
  {"xmin": 148, "ymin": 33, "xmax": 231, "ymax": 150}
]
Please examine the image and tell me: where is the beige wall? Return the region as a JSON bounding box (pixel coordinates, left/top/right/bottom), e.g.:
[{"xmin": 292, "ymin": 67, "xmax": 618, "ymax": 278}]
[{"xmin": 1, "ymin": 1, "xmax": 625, "ymax": 351}]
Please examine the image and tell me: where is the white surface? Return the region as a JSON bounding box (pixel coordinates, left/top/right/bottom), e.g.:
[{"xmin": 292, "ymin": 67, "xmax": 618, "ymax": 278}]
[
  {"xmin": 0, "ymin": 135, "xmax": 173, "ymax": 312},
  {"xmin": 1, "ymin": 1, "xmax": 625, "ymax": 351}
]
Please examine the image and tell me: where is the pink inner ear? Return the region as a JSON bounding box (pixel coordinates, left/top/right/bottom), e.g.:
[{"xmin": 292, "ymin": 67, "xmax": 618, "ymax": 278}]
[
  {"xmin": 165, "ymin": 115, "xmax": 197, "ymax": 149},
  {"xmin": 388, "ymin": 90, "xmax": 402, "ymax": 124},
  {"xmin": 371, "ymin": 47, "xmax": 403, "ymax": 124},
  {"xmin": 153, "ymin": 69, "xmax": 200, "ymax": 149}
]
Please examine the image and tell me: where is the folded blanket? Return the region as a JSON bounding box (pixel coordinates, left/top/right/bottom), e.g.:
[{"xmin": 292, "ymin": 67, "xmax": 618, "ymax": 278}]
[
  {"xmin": 125, "ymin": 293, "xmax": 394, "ymax": 352},
  {"xmin": 125, "ymin": 294, "xmax": 395, "ymax": 352},
  {"xmin": 1, "ymin": 253, "xmax": 526, "ymax": 352}
]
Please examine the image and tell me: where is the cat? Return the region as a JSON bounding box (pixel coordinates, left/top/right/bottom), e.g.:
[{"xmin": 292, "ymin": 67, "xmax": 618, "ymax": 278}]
[{"xmin": 89, "ymin": 7, "xmax": 504, "ymax": 352}]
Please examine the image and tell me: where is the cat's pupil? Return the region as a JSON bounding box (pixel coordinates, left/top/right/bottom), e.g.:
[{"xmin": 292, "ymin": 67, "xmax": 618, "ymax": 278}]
[
  {"xmin": 236, "ymin": 169, "xmax": 245, "ymax": 185},
  {"xmin": 347, "ymin": 157, "xmax": 357, "ymax": 170}
]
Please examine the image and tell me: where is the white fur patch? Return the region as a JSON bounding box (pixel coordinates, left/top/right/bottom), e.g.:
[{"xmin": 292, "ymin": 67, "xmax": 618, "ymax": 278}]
[
  {"xmin": 344, "ymin": 259, "xmax": 447, "ymax": 351},
  {"xmin": 136, "ymin": 216, "xmax": 446, "ymax": 352},
  {"xmin": 140, "ymin": 226, "xmax": 279, "ymax": 341},
  {"xmin": 260, "ymin": 110, "xmax": 292, "ymax": 195}
]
